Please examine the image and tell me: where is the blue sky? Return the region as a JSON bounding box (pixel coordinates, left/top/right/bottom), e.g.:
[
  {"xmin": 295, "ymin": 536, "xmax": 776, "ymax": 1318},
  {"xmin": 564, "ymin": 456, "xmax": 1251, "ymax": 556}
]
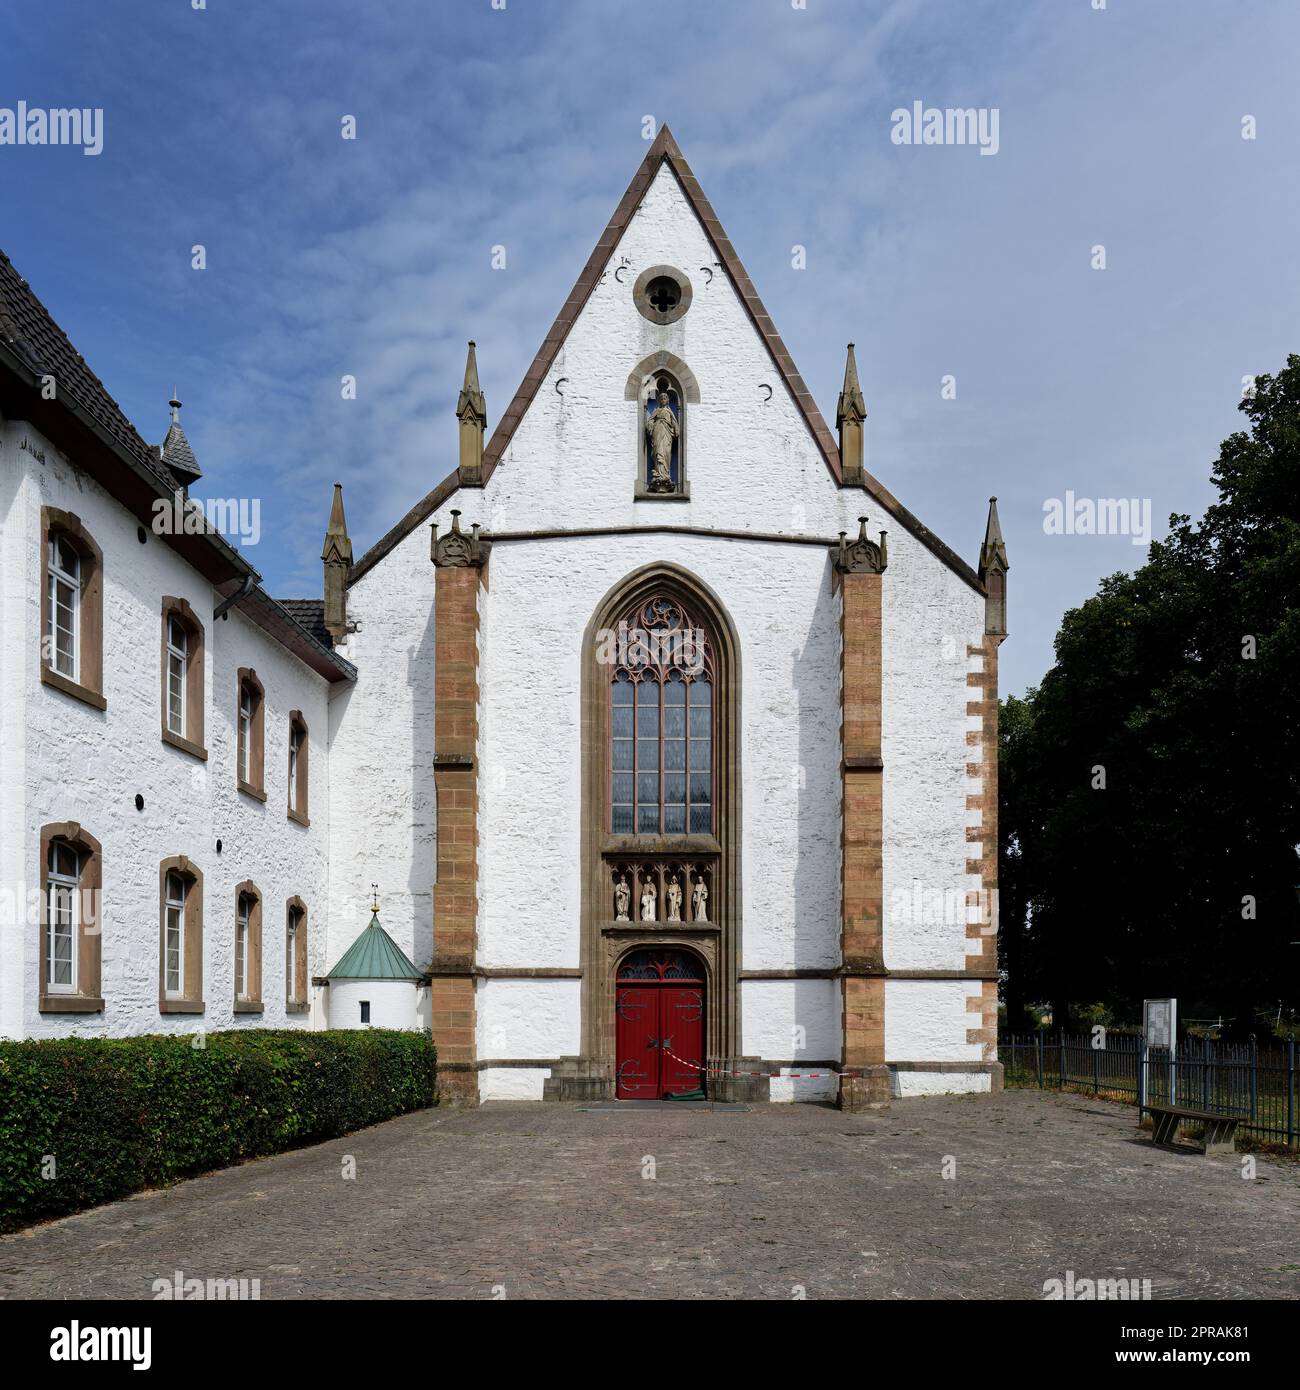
[{"xmin": 4, "ymin": 0, "xmax": 1299, "ymax": 695}]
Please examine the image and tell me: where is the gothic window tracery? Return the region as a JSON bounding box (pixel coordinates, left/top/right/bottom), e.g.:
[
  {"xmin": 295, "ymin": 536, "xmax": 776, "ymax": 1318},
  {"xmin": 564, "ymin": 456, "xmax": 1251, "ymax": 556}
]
[
  {"xmin": 609, "ymin": 593, "xmax": 713, "ymax": 836},
  {"xmin": 616, "ymin": 948, "xmax": 704, "ymax": 982}
]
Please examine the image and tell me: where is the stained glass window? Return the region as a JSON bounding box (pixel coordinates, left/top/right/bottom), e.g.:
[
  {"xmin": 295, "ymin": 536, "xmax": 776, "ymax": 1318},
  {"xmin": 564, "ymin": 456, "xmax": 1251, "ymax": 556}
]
[{"xmin": 609, "ymin": 594, "xmax": 713, "ymax": 835}]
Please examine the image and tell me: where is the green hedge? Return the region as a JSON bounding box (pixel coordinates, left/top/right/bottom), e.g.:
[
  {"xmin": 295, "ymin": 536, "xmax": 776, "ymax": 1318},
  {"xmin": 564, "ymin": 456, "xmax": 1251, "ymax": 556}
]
[{"xmin": 0, "ymin": 1029, "xmax": 436, "ymax": 1231}]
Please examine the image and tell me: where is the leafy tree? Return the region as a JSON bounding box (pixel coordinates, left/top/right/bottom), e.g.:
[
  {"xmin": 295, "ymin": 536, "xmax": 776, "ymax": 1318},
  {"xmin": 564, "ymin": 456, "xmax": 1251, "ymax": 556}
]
[{"xmin": 1000, "ymin": 356, "xmax": 1300, "ymax": 1034}]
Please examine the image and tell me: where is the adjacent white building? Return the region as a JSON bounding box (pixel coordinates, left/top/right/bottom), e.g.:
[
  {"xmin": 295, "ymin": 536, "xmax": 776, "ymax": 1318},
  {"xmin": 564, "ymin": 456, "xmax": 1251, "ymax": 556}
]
[{"xmin": 0, "ymin": 128, "xmax": 1009, "ymax": 1106}]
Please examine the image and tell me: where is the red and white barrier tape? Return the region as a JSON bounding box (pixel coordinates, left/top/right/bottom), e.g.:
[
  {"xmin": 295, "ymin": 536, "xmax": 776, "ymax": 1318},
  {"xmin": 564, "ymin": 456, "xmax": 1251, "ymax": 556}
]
[{"xmin": 657, "ymin": 1044, "xmax": 860, "ymax": 1081}]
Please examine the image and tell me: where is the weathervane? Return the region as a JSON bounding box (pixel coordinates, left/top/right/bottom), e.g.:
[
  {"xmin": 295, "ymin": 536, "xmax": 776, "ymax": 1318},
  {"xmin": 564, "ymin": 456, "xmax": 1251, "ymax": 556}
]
[{"xmin": 371, "ymin": 883, "xmax": 380, "ymax": 914}]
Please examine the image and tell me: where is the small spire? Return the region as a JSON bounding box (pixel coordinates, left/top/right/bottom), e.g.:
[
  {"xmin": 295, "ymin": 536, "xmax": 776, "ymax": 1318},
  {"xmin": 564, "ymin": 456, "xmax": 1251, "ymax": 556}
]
[
  {"xmin": 979, "ymin": 496, "xmax": 1009, "ymax": 639},
  {"xmin": 370, "ymin": 883, "xmax": 380, "ymax": 915},
  {"xmin": 321, "ymin": 483, "xmax": 353, "ymax": 565},
  {"xmin": 158, "ymin": 390, "xmax": 201, "ymax": 489},
  {"xmin": 979, "ymin": 496, "xmax": 1009, "ymax": 574},
  {"xmin": 322, "ymin": 483, "xmax": 353, "ymax": 644},
  {"xmin": 836, "ymin": 343, "xmax": 867, "ymax": 485},
  {"xmin": 457, "ymin": 341, "xmax": 487, "ymax": 483},
  {"xmin": 836, "ymin": 344, "xmax": 867, "ymax": 428},
  {"xmin": 457, "ymin": 341, "xmax": 486, "ymax": 424}
]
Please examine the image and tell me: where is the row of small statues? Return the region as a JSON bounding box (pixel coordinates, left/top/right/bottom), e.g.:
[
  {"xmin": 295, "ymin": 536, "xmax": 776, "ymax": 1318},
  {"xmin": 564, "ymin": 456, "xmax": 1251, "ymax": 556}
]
[{"xmin": 614, "ymin": 871, "xmax": 707, "ymax": 923}]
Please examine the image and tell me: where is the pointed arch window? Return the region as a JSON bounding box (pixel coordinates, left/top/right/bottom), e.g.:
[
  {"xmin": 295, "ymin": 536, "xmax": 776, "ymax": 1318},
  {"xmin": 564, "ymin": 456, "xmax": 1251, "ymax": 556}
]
[
  {"xmin": 610, "ymin": 594, "xmax": 713, "ymax": 835},
  {"xmin": 579, "ymin": 563, "xmax": 741, "ymax": 1086}
]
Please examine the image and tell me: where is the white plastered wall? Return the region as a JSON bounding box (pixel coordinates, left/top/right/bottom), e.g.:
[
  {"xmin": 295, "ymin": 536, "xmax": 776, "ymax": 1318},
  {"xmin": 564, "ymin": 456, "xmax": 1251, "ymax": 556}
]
[
  {"xmin": 0, "ymin": 419, "xmax": 329, "ymax": 1038},
  {"xmin": 326, "ymin": 161, "xmax": 990, "ymax": 1095}
]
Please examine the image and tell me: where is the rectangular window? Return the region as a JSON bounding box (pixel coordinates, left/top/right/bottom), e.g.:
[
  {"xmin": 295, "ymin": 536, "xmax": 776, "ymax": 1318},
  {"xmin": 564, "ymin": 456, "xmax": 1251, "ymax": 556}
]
[
  {"xmin": 663, "ymin": 680, "xmax": 686, "ymax": 834},
  {"xmin": 238, "ymin": 687, "xmax": 252, "ymax": 784},
  {"xmin": 635, "ymin": 682, "xmax": 660, "ymax": 834},
  {"xmin": 286, "ymin": 910, "xmax": 299, "ymax": 1003},
  {"xmin": 688, "ymin": 677, "xmax": 713, "ymax": 833},
  {"xmin": 287, "ymin": 715, "xmax": 308, "ymax": 819},
  {"xmin": 46, "ymin": 841, "xmax": 79, "ymax": 992},
  {"xmin": 288, "ymin": 726, "xmax": 301, "ymax": 803},
  {"xmin": 612, "ymin": 679, "xmax": 634, "ymax": 834},
  {"xmin": 47, "ymin": 537, "xmax": 80, "ymax": 681},
  {"xmin": 164, "ymin": 871, "xmax": 186, "ymax": 998},
  {"xmin": 360, "ymin": 1000, "xmax": 370, "ymax": 1025},
  {"xmin": 166, "ymin": 618, "xmax": 187, "ymax": 737},
  {"xmin": 235, "ymin": 896, "xmax": 250, "ymax": 1000}
]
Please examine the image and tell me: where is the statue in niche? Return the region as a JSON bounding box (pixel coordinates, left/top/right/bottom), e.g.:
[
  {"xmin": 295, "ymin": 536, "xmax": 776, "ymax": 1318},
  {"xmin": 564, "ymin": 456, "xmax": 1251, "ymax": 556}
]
[
  {"xmin": 692, "ymin": 876, "xmax": 709, "ymax": 923},
  {"xmin": 614, "ymin": 873, "xmax": 630, "ymax": 922},
  {"xmin": 666, "ymin": 873, "xmax": 682, "ymax": 921},
  {"xmin": 645, "ymin": 386, "xmax": 678, "ymax": 491},
  {"xmin": 640, "ymin": 877, "xmax": 657, "ymax": 922}
]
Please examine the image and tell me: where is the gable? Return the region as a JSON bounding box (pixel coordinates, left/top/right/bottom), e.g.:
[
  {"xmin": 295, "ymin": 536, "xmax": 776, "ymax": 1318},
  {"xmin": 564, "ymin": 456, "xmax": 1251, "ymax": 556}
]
[
  {"xmin": 481, "ymin": 125, "xmax": 842, "ymax": 487},
  {"xmin": 350, "ymin": 127, "xmax": 982, "ymax": 594}
]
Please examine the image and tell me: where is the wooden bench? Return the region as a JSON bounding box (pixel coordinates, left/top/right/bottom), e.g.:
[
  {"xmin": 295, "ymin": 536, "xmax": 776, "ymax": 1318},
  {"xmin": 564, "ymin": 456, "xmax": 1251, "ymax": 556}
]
[{"xmin": 1141, "ymin": 1102, "xmax": 1240, "ymax": 1155}]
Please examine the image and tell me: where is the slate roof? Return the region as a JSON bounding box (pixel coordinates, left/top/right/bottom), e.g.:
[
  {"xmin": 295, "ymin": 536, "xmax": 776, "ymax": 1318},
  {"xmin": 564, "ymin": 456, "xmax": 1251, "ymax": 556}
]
[
  {"xmin": 0, "ymin": 245, "xmax": 356, "ymax": 682},
  {"xmin": 0, "ymin": 248, "xmax": 184, "ymax": 495},
  {"xmin": 327, "ymin": 913, "xmax": 422, "ymax": 981},
  {"xmin": 277, "ymin": 599, "xmax": 332, "ymax": 649},
  {"xmin": 159, "ymin": 417, "xmax": 201, "ymax": 483}
]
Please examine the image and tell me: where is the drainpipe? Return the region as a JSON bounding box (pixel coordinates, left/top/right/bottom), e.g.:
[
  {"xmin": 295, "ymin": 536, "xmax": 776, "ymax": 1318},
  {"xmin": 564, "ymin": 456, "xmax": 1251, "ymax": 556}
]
[{"xmin": 213, "ymin": 573, "xmax": 255, "ymax": 621}]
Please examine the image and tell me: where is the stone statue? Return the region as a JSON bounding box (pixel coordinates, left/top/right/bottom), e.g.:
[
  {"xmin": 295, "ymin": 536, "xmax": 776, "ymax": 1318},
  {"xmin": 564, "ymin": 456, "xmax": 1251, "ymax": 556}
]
[
  {"xmin": 614, "ymin": 873, "xmax": 630, "ymax": 922},
  {"xmin": 640, "ymin": 878, "xmax": 657, "ymax": 922},
  {"xmin": 666, "ymin": 873, "xmax": 682, "ymax": 921},
  {"xmin": 692, "ymin": 876, "xmax": 708, "ymax": 922},
  {"xmin": 645, "ymin": 389, "xmax": 678, "ymax": 491}
]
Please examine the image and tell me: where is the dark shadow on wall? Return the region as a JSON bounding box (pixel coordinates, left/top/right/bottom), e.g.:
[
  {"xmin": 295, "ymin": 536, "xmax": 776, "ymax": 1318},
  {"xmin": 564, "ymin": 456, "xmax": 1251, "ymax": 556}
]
[
  {"xmin": 786, "ymin": 555, "xmax": 844, "ymax": 1065},
  {"xmin": 407, "ymin": 593, "xmax": 438, "ymax": 970}
]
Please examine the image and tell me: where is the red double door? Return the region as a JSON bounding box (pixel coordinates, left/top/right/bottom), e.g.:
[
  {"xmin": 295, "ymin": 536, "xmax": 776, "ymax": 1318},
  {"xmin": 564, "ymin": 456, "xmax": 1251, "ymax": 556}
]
[{"xmin": 615, "ymin": 951, "xmax": 705, "ymax": 1099}]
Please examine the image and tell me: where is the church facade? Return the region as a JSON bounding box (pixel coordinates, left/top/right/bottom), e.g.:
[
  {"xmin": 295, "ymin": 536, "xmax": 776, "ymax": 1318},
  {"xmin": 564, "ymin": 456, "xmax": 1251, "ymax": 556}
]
[{"xmin": 0, "ymin": 128, "xmax": 1008, "ymax": 1108}]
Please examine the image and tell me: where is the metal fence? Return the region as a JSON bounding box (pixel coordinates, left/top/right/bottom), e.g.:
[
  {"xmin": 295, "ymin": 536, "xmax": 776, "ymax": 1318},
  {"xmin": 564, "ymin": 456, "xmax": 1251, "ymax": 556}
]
[{"xmin": 999, "ymin": 1031, "xmax": 1299, "ymax": 1148}]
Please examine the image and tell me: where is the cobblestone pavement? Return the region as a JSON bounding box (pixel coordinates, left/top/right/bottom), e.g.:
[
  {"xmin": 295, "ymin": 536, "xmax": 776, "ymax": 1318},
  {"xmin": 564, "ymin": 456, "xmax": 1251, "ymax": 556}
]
[{"xmin": 1, "ymin": 1089, "xmax": 1297, "ymax": 1300}]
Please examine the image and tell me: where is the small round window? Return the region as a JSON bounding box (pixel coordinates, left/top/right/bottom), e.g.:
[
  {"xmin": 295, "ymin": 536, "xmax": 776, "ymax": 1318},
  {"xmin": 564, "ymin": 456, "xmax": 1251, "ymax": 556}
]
[
  {"xmin": 645, "ymin": 277, "xmax": 680, "ymax": 314},
  {"xmin": 634, "ymin": 265, "xmax": 692, "ymax": 325}
]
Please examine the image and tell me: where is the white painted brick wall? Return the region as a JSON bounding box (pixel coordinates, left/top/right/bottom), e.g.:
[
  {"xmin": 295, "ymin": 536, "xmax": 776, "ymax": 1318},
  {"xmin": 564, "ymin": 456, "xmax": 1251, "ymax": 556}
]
[
  {"xmin": 331, "ymin": 163, "xmax": 988, "ymax": 1098},
  {"xmin": 1, "ymin": 421, "xmax": 330, "ymax": 1039},
  {"xmin": 3, "ymin": 160, "xmax": 991, "ymax": 1099}
]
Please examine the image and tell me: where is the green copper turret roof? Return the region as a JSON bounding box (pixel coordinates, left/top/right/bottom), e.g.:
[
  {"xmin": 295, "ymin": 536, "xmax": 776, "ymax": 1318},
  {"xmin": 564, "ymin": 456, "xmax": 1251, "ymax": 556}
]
[{"xmin": 326, "ymin": 913, "xmax": 422, "ymax": 980}]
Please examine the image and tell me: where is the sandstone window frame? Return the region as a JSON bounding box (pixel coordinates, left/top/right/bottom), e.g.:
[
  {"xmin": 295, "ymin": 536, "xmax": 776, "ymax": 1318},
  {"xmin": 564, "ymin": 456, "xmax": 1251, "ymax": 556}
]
[
  {"xmin": 285, "ymin": 896, "xmax": 308, "ymax": 1013},
  {"xmin": 287, "ymin": 711, "xmax": 310, "ymax": 826},
  {"xmin": 233, "ymin": 881, "xmax": 263, "ymax": 1013},
  {"xmin": 38, "ymin": 822, "xmax": 104, "ymax": 1013},
  {"xmin": 160, "ymin": 596, "xmax": 206, "ymax": 760},
  {"xmin": 580, "ymin": 562, "xmax": 742, "ymax": 1073},
  {"xmin": 158, "ymin": 855, "xmax": 204, "ymax": 1013},
  {"xmin": 39, "ymin": 507, "xmax": 106, "ymax": 711},
  {"xmin": 236, "ymin": 667, "xmax": 266, "ymax": 801}
]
